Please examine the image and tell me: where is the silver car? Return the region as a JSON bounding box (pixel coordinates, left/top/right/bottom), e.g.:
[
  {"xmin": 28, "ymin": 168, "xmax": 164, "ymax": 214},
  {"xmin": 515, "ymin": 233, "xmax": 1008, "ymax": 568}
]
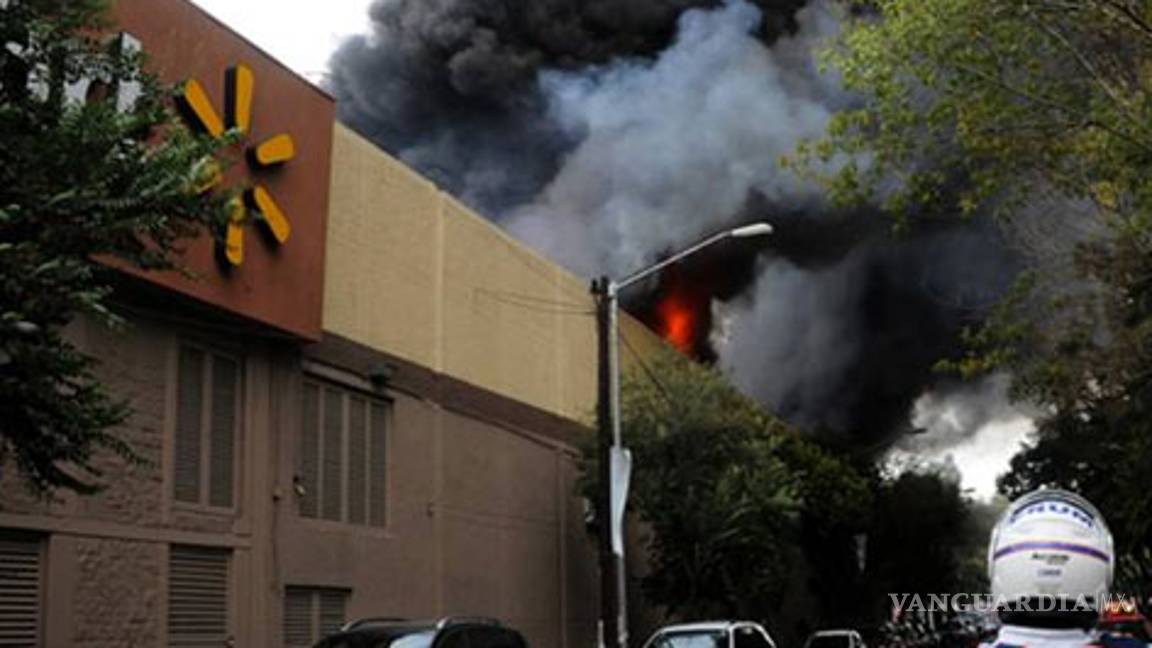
[
  {"xmin": 803, "ymin": 629, "xmax": 867, "ymax": 648},
  {"xmin": 642, "ymin": 621, "xmax": 778, "ymax": 648}
]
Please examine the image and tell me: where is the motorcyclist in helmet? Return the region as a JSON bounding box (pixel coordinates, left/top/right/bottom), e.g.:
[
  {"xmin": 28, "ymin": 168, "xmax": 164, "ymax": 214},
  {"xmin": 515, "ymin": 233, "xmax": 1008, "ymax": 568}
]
[{"xmin": 982, "ymin": 488, "xmax": 1115, "ymax": 648}]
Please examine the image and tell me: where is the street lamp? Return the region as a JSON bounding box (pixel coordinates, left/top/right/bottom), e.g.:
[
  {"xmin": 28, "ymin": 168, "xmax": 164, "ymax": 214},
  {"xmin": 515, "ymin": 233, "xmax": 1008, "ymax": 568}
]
[{"xmin": 590, "ymin": 222, "xmax": 774, "ymax": 648}]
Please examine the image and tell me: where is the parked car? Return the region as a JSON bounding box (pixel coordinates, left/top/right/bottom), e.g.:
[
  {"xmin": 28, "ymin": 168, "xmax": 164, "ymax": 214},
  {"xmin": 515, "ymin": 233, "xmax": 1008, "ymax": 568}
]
[
  {"xmin": 642, "ymin": 621, "xmax": 778, "ymax": 648},
  {"xmin": 313, "ymin": 616, "xmax": 528, "ymax": 648},
  {"xmin": 804, "ymin": 629, "xmax": 867, "ymax": 648}
]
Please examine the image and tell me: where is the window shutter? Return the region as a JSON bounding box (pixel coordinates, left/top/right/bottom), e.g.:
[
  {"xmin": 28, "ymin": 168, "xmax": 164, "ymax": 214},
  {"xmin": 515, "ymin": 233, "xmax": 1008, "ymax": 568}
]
[
  {"xmin": 299, "ymin": 379, "xmax": 388, "ymax": 527},
  {"xmin": 282, "ymin": 587, "xmax": 313, "ymax": 647},
  {"xmin": 0, "ymin": 534, "xmax": 41, "ymax": 648},
  {"xmin": 346, "ymin": 397, "xmax": 367, "ymax": 525},
  {"xmin": 209, "ymin": 356, "xmax": 238, "ymax": 508},
  {"xmin": 283, "ymin": 587, "xmax": 348, "ymax": 646},
  {"xmin": 321, "ymin": 389, "xmax": 344, "ymax": 521},
  {"xmin": 174, "ymin": 348, "xmax": 204, "ymax": 503},
  {"xmin": 299, "ymin": 384, "xmax": 320, "ymax": 518},
  {"xmin": 168, "ymin": 545, "xmax": 229, "ymax": 647},
  {"xmin": 317, "ymin": 590, "xmax": 347, "ymax": 636},
  {"xmin": 369, "ymin": 403, "xmax": 388, "ymax": 527}
]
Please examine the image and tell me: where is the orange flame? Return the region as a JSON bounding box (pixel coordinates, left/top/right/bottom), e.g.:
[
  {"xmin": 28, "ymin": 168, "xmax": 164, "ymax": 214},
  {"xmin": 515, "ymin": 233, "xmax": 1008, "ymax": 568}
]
[{"xmin": 658, "ymin": 295, "xmax": 696, "ymax": 354}]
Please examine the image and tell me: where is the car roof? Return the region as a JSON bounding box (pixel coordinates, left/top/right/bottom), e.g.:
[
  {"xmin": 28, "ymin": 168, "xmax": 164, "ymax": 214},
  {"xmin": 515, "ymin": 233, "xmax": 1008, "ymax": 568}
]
[
  {"xmin": 326, "ymin": 618, "xmax": 517, "ymax": 645},
  {"xmin": 343, "ymin": 617, "xmax": 504, "ymax": 632},
  {"xmin": 656, "ymin": 621, "xmax": 762, "ymax": 632},
  {"xmin": 341, "ymin": 619, "xmax": 438, "ymax": 633}
]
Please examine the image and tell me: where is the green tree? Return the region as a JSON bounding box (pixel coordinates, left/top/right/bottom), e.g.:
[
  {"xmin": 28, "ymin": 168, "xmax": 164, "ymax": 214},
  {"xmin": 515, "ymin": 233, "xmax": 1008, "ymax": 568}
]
[
  {"xmin": 866, "ymin": 470, "xmax": 972, "ymax": 597},
  {"xmin": 993, "ymin": 234, "xmax": 1152, "ymax": 595},
  {"xmin": 1, "ymin": 0, "xmax": 226, "ymax": 494},
  {"xmin": 590, "ymin": 354, "xmax": 870, "ymax": 621},
  {"xmin": 794, "ymin": 0, "xmax": 1152, "ymax": 225},
  {"xmin": 793, "ymin": 0, "xmax": 1152, "ymax": 589}
]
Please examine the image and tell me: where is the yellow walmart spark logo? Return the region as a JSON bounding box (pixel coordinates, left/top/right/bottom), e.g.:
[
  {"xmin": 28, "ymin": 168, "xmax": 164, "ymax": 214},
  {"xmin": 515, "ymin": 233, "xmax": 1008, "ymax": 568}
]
[{"xmin": 177, "ymin": 64, "xmax": 295, "ymax": 267}]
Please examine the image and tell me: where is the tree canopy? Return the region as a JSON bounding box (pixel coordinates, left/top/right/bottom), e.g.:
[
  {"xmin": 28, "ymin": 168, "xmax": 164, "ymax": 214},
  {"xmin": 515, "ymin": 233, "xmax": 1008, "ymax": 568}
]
[
  {"xmin": 588, "ymin": 353, "xmax": 870, "ymax": 626},
  {"xmin": 796, "ymin": 0, "xmax": 1152, "ymax": 225},
  {"xmin": 592, "ymin": 352, "xmax": 994, "ymax": 635},
  {"xmin": 0, "ymin": 0, "xmax": 225, "ymax": 494},
  {"xmin": 796, "ymin": 0, "xmax": 1152, "ymax": 590}
]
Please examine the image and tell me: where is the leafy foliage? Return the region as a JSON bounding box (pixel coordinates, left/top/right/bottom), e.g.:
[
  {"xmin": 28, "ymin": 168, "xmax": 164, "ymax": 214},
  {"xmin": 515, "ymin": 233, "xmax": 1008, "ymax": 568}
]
[
  {"xmin": 792, "ymin": 0, "xmax": 1152, "ymax": 226},
  {"xmin": 587, "ymin": 354, "xmax": 870, "ymax": 621},
  {"xmin": 795, "ymin": 0, "xmax": 1152, "ymax": 591},
  {"xmin": 866, "ymin": 470, "xmax": 980, "ymax": 598},
  {"xmin": 0, "ymin": 0, "xmax": 226, "ymax": 494},
  {"xmin": 994, "ymin": 233, "xmax": 1152, "ymax": 595}
]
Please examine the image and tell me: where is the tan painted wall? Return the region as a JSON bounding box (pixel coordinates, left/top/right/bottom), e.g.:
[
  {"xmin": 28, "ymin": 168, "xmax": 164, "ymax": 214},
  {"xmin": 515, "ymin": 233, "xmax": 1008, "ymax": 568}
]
[{"xmin": 324, "ymin": 123, "xmax": 667, "ymax": 425}]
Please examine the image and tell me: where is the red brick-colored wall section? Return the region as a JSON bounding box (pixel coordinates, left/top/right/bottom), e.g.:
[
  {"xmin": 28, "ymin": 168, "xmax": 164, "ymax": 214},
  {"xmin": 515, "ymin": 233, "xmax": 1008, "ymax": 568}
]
[{"xmin": 111, "ymin": 0, "xmax": 334, "ymax": 340}]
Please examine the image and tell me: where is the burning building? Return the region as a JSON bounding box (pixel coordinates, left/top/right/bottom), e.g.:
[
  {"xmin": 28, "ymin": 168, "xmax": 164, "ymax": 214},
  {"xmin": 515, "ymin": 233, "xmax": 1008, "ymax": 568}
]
[
  {"xmin": 0, "ymin": 0, "xmax": 1036, "ymax": 645},
  {"xmin": 330, "ymin": 0, "xmax": 1023, "ymax": 454},
  {"xmin": 0, "ymin": 1, "xmax": 664, "ymax": 646}
]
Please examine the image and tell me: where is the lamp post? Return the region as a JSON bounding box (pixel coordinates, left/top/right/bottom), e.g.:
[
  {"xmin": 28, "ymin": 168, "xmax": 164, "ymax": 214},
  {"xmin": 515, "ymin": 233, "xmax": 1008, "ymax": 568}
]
[{"xmin": 591, "ymin": 222, "xmax": 774, "ymax": 648}]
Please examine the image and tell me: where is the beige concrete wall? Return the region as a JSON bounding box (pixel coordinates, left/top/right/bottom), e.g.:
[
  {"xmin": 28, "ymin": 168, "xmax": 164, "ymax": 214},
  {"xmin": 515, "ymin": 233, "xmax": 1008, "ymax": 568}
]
[
  {"xmin": 323, "ymin": 128, "xmax": 444, "ymax": 371},
  {"xmin": 324, "ymin": 123, "xmax": 667, "ymax": 425}
]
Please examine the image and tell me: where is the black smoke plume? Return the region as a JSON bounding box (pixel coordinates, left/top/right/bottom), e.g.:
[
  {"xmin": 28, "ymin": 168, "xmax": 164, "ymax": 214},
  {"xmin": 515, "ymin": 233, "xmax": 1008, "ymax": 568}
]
[
  {"xmin": 328, "ymin": 0, "xmax": 807, "ymax": 214},
  {"xmin": 714, "ymin": 204, "xmax": 1020, "ymax": 451},
  {"xmin": 328, "ymin": 0, "xmax": 1027, "ymax": 457}
]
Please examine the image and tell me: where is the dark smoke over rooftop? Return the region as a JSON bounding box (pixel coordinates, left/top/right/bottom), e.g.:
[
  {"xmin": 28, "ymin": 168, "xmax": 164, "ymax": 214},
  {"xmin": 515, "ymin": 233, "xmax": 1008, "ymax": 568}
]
[
  {"xmin": 716, "ymin": 207, "xmax": 1020, "ymax": 451},
  {"xmin": 328, "ymin": 0, "xmax": 1027, "ymax": 456},
  {"xmin": 328, "ymin": 0, "xmax": 807, "ymax": 214}
]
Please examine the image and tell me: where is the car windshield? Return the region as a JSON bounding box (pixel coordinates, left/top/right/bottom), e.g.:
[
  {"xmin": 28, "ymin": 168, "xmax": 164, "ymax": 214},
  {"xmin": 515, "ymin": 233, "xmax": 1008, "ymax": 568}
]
[
  {"xmin": 381, "ymin": 630, "xmax": 436, "ymax": 648},
  {"xmin": 806, "ymin": 636, "xmax": 851, "ymax": 648},
  {"xmin": 652, "ymin": 630, "xmax": 728, "ymax": 648}
]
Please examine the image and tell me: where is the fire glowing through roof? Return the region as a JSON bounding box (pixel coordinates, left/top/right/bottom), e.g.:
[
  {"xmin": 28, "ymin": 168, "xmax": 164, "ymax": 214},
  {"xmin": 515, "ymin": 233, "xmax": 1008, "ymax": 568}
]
[{"xmin": 658, "ymin": 293, "xmax": 697, "ymax": 355}]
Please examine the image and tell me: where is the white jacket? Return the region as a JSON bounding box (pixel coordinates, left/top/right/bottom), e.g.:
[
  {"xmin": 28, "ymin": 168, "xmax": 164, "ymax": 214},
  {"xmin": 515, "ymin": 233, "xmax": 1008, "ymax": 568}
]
[{"xmin": 980, "ymin": 625, "xmax": 1095, "ymax": 648}]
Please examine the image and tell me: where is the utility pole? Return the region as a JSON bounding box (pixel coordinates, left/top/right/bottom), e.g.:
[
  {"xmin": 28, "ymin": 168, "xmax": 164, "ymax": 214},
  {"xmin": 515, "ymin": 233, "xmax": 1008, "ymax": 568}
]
[
  {"xmin": 593, "ymin": 276, "xmax": 621, "ymax": 648},
  {"xmin": 588, "ymin": 222, "xmax": 771, "ymax": 648}
]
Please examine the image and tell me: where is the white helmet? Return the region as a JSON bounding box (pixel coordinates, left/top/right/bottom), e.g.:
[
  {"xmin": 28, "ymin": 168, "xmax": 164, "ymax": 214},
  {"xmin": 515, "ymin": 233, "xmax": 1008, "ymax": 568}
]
[{"xmin": 988, "ymin": 488, "xmax": 1113, "ymax": 609}]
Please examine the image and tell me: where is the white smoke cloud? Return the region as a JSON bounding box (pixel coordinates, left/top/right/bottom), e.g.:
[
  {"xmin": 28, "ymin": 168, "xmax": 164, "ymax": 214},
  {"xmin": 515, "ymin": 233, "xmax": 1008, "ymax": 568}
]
[
  {"xmin": 888, "ymin": 375, "xmax": 1038, "ymax": 498},
  {"xmin": 506, "ymin": 0, "xmax": 842, "ymax": 277}
]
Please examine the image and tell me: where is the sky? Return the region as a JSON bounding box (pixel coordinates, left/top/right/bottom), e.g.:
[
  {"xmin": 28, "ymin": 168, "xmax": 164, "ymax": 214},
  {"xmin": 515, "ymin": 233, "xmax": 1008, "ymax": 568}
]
[
  {"xmin": 189, "ymin": 0, "xmax": 372, "ymax": 82},
  {"xmin": 888, "ymin": 415, "xmax": 1031, "ymax": 500}
]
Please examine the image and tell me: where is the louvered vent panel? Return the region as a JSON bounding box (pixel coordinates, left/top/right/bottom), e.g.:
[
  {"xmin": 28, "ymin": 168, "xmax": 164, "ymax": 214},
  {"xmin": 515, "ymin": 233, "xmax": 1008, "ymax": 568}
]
[
  {"xmin": 0, "ymin": 536, "xmax": 41, "ymax": 648},
  {"xmin": 168, "ymin": 546, "xmax": 229, "ymax": 647},
  {"xmin": 316, "ymin": 590, "xmax": 346, "ymax": 637},
  {"xmin": 282, "ymin": 587, "xmax": 313, "ymax": 647}
]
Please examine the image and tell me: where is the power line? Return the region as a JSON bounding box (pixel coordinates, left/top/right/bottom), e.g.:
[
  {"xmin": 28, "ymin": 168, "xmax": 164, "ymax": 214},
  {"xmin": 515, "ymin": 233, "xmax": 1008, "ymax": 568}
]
[{"xmin": 618, "ymin": 326, "xmax": 677, "ymax": 409}]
